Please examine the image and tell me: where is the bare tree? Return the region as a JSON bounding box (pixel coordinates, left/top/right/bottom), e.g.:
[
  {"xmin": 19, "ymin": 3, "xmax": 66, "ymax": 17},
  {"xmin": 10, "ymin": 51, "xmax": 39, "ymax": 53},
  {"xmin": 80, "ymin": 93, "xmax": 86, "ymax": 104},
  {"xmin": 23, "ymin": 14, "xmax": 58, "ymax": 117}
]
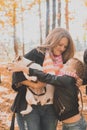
[
  {"xmin": 38, "ymin": 0, "xmax": 42, "ymax": 44},
  {"xmin": 13, "ymin": 3, "xmax": 18, "ymax": 57},
  {"xmin": 58, "ymin": 0, "xmax": 61, "ymax": 27},
  {"xmin": 65, "ymin": 0, "xmax": 69, "ymax": 30},
  {"xmin": 52, "ymin": 0, "xmax": 56, "ymax": 29},
  {"xmin": 46, "ymin": 0, "xmax": 50, "ymax": 36},
  {"xmin": 20, "ymin": 0, "xmax": 25, "ymax": 55}
]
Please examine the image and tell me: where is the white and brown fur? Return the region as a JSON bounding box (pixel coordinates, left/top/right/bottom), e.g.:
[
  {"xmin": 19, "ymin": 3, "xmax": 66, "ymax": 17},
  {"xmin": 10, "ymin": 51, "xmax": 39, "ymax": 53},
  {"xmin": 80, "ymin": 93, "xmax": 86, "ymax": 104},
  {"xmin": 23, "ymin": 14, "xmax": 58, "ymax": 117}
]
[{"xmin": 14, "ymin": 56, "xmax": 54, "ymax": 115}]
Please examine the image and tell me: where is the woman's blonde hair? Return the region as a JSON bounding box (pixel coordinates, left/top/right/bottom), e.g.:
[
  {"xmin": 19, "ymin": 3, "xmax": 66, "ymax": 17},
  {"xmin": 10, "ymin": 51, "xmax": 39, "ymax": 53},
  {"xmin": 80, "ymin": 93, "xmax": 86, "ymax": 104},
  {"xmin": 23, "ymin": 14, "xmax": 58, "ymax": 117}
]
[{"xmin": 37, "ymin": 28, "xmax": 75, "ymax": 63}]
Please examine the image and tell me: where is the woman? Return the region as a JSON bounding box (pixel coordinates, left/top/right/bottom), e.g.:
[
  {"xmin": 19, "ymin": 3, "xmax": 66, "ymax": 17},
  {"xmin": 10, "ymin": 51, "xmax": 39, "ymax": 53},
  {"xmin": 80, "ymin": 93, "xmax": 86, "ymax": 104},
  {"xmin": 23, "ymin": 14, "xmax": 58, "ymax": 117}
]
[{"xmin": 11, "ymin": 27, "xmax": 75, "ymax": 130}]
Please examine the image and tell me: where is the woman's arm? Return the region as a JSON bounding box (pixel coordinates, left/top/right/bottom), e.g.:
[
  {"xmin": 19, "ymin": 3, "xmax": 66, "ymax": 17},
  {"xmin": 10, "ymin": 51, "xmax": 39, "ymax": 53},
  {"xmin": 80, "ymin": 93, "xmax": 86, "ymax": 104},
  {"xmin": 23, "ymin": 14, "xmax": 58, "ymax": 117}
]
[{"xmin": 21, "ymin": 80, "xmax": 46, "ymax": 89}]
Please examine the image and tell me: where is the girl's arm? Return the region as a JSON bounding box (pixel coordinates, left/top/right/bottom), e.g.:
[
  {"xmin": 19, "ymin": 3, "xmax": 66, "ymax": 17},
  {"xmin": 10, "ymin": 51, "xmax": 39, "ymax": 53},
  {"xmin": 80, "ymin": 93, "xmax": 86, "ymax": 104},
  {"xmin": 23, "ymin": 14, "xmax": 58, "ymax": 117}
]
[
  {"xmin": 8, "ymin": 63, "xmax": 65, "ymax": 86},
  {"xmin": 29, "ymin": 68, "xmax": 64, "ymax": 86}
]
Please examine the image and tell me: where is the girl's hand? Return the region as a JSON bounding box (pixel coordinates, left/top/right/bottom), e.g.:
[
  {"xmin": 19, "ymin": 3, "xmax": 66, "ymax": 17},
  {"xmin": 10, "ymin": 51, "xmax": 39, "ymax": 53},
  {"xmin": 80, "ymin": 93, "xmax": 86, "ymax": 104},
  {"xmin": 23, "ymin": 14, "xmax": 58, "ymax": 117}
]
[{"xmin": 7, "ymin": 62, "xmax": 28, "ymax": 73}]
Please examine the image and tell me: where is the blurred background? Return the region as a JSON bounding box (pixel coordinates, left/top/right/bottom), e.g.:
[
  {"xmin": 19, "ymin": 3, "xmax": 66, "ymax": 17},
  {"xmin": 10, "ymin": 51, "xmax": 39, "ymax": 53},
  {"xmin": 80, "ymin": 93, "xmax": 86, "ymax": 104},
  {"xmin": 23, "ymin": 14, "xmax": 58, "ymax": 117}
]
[
  {"xmin": 0, "ymin": 0, "xmax": 87, "ymax": 129},
  {"xmin": 0, "ymin": 0, "xmax": 87, "ymax": 62}
]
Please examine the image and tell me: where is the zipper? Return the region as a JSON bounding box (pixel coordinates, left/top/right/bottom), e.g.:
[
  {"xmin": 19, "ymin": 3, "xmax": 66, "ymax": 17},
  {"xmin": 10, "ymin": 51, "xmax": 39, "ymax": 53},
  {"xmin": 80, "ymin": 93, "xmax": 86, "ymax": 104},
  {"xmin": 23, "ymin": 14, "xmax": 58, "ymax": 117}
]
[{"xmin": 57, "ymin": 97, "xmax": 65, "ymax": 115}]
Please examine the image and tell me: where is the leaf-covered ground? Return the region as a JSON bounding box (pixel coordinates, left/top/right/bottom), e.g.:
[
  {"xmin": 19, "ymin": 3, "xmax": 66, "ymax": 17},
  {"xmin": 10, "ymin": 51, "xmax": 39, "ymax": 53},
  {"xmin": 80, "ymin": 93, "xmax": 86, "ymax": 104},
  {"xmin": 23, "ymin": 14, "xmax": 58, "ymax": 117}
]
[{"xmin": 0, "ymin": 63, "xmax": 87, "ymax": 130}]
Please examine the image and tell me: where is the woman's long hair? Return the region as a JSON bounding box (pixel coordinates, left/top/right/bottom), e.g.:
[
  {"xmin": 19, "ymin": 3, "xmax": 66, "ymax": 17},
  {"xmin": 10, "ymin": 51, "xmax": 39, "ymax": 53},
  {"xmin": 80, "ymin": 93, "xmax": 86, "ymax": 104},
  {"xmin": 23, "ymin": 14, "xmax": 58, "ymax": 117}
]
[{"xmin": 37, "ymin": 28, "xmax": 75, "ymax": 63}]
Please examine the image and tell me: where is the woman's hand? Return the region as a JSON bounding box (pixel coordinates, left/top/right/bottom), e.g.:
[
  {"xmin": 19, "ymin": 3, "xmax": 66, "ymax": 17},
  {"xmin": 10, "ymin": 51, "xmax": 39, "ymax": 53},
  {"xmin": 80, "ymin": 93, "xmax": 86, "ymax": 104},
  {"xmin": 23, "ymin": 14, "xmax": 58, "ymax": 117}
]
[
  {"xmin": 76, "ymin": 77, "xmax": 83, "ymax": 87},
  {"xmin": 21, "ymin": 80, "xmax": 46, "ymax": 89}
]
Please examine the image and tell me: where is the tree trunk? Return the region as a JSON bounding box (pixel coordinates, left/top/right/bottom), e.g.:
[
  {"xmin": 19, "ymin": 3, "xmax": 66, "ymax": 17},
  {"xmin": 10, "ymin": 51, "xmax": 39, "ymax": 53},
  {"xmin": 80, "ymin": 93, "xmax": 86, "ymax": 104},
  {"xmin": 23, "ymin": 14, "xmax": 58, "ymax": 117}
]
[
  {"xmin": 21, "ymin": 0, "xmax": 25, "ymax": 56},
  {"xmin": 52, "ymin": 0, "xmax": 56, "ymax": 29},
  {"xmin": 39, "ymin": 1, "xmax": 42, "ymax": 44},
  {"xmin": 46, "ymin": 0, "xmax": 50, "ymax": 36},
  {"xmin": 58, "ymin": 0, "xmax": 61, "ymax": 27},
  {"xmin": 65, "ymin": 1, "xmax": 69, "ymax": 30},
  {"xmin": 13, "ymin": 5, "xmax": 18, "ymax": 58}
]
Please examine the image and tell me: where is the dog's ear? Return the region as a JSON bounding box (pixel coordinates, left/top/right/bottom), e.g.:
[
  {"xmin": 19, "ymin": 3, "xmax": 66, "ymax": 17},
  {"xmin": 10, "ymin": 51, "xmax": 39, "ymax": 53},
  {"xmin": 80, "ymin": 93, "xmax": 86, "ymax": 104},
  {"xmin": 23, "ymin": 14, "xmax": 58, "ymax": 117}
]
[
  {"xmin": 13, "ymin": 56, "xmax": 22, "ymax": 62},
  {"xmin": 16, "ymin": 56, "xmax": 22, "ymax": 61}
]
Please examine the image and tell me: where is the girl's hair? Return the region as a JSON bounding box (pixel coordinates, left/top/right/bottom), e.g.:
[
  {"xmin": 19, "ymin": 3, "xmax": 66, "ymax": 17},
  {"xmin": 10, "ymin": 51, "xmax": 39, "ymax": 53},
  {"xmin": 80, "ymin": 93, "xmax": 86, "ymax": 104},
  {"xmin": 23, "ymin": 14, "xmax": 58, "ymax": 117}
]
[
  {"xmin": 37, "ymin": 28, "xmax": 75, "ymax": 63},
  {"xmin": 72, "ymin": 58, "xmax": 84, "ymax": 79}
]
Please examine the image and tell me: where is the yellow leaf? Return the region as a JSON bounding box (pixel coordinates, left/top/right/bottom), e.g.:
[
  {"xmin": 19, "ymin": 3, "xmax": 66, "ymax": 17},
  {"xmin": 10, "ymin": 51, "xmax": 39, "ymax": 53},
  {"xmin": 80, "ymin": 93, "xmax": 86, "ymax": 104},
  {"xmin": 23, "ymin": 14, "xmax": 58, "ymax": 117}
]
[
  {"xmin": 37, "ymin": 0, "xmax": 41, "ymax": 4},
  {"xmin": 0, "ymin": 20, "xmax": 4, "ymax": 27},
  {"xmin": 13, "ymin": 2, "xmax": 18, "ymax": 8},
  {"xmin": 5, "ymin": 12, "xmax": 13, "ymax": 17},
  {"xmin": 65, "ymin": 0, "xmax": 70, "ymax": 2},
  {"xmin": 0, "ymin": 0, "xmax": 5, "ymax": 6},
  {"xmin": 85, "ymin": 1, "xmax": 87, "ymax": 6}
]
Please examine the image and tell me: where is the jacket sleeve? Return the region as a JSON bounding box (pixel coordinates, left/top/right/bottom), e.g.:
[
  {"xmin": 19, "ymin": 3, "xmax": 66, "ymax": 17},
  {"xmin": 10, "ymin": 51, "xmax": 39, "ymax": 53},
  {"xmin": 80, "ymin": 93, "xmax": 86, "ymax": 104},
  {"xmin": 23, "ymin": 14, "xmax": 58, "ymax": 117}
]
[
  {"xmin": 24, "ymin": 48, "xmax": 45, "ymax": 66},
  {"xmin": 12, "ymin": 48, "xmax": 45, "ymax": 91},
  {"xmin": 29, "ymin": 68, "xmax": 69, "ymax": 87}
]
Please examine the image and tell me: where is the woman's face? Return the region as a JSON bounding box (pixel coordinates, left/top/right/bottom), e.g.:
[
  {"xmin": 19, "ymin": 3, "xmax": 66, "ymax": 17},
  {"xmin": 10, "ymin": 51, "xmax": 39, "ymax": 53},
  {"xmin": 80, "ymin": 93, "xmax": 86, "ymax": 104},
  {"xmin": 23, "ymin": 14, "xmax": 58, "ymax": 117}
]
[{"xmin": 52, "ymin": 37, "xmax": 68, "ymax": 56}]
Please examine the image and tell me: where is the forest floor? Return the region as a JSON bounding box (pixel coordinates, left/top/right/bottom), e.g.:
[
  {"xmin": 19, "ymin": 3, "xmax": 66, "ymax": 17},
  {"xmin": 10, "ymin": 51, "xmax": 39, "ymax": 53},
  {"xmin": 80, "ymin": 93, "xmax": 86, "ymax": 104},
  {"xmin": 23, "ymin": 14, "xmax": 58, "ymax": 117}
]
[{"xmin": 0, "ymin": 52, "xmax": 87, "ymax": 130}]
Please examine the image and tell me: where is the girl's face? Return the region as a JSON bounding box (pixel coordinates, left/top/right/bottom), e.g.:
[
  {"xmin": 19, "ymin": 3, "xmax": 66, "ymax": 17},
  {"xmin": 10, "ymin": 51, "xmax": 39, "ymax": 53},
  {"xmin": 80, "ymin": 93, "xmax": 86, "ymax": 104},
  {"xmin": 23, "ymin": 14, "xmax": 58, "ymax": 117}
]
[{"xmin": 52, "ymin": 37, "xmax": 68, "ymax": 56}]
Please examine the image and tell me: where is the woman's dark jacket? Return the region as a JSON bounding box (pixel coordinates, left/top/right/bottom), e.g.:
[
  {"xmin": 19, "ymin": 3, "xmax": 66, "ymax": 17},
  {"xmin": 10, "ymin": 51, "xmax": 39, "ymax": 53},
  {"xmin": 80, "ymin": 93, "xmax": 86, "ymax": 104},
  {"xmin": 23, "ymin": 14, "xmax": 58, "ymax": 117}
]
[
  {"xmin": 83, "ymin": 49, "xmax": 87, "ymax": 85},
  {"xmin": 29, "ymin": 68, "xmax": 79, "ymax": 121},
  {"xmin": 11, "ymin": 48, "xmax": 45, "ymax": 112}
]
